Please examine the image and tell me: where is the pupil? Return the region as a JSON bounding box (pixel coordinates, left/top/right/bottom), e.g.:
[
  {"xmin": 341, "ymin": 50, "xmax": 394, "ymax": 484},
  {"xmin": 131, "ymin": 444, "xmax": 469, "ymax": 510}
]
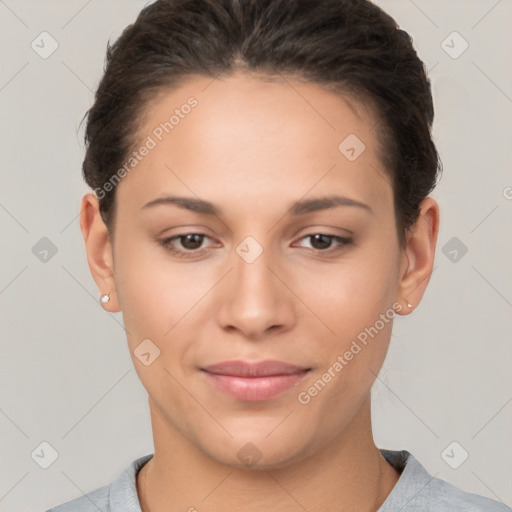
[
  {"xmin": 311, "ymin": 234, "xmax": 330, "ymax": 249},
  {"xmin": 178, "ymin": 234, "xmax": 332, "ymax": 251},
  {"xmin": 182, "ymin": 234, "xmax": 203, "ymax": 249}
]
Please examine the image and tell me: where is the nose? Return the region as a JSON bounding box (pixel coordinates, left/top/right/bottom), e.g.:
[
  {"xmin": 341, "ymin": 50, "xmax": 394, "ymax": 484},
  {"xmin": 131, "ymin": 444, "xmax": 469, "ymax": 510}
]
[{"xmin": 216, "ymin": 241, "xmax": 296, "ymax": 340}]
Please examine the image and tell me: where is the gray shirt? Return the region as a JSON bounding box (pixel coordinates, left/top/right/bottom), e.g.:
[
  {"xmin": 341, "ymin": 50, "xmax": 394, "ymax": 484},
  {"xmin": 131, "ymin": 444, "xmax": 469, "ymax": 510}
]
[{"xmin": 45, "ymin": 449, "xmax": 510, "ymax": 511}]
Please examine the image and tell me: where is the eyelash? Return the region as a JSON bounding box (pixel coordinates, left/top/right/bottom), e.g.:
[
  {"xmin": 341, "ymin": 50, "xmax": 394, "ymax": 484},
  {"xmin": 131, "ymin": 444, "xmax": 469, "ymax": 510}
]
[{"xmin": 159, "ymin": 232, "xmax": 353, "ymax": 258}]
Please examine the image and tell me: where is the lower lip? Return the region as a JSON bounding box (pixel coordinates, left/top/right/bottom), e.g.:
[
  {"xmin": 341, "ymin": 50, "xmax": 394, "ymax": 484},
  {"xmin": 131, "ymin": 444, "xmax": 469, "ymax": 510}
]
[{"xmin": 202, "ymin": 370, "xmax": 310, "ymax": 401}]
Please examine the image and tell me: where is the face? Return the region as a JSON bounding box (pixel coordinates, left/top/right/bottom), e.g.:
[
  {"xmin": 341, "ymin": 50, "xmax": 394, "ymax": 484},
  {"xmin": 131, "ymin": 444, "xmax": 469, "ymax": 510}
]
[{"xmin": 97, "ymin": 71, "xmax": 411, "ymax": 468}]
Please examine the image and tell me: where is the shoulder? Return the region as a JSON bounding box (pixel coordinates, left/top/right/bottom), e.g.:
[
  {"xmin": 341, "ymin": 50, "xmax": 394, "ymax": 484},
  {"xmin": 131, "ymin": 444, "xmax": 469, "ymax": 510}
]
[
  {"xmin": 44, "ymin": 484, "xmax": 110, "ymax": 512},
  {"xmin": 427, "ymin": 476, "xmax": 510, "ymax": 511},
  {"xmin": 379, "ymin": 449, "xmax": 511, "ymax": 512},
  {"xmin": 44, "ymin": 453, "xmax": 153, "ymax": 512},
  {"xmin": 45, "ymin": 487, "xmax": 110, "ymax": 512}
]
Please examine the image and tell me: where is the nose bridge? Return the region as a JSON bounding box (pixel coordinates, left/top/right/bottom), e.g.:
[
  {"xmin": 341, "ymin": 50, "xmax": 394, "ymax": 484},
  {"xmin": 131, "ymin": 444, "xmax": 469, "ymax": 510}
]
[
  {"xmin": 234, "ymin": 237, "xmax": 276, "ymax": 299},
  {"xmin": 216, "ymin": 234, "xmax": 293, "ymax": 336},
  {"xmin": 232, "ymin": 235, "xmax": 279, "ymax": 307}
]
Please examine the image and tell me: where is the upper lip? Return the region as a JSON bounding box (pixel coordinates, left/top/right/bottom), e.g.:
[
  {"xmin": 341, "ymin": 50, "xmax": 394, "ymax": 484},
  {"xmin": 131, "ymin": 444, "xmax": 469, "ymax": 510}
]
[{"xmin": 201, "ymin": 360, "xmax": 310, "ymax": 377}]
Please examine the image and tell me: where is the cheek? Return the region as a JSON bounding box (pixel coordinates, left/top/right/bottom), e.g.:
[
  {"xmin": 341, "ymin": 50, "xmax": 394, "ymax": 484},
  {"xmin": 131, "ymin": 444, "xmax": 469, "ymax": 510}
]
[
  {"xmin": 113, "ymin": 247, "xmax": 203, "ymax": 399},
  {"xmin": 114, "ymin": 241, "xmax": 226, "ymax": 373},
  {"xmin": 114, "ymin": 242, "xmax": 191, "ymax": 340},
  {"xmin": 295, "ymin": 282, "xmax": 396, "ymax": 421},
  {"xmin": 295, "ymin": 239, "xmax": 399, "ymax": 399},
  {"xmin": 302, "ymin": 249, "xmax": 398, "ymax": 340}
]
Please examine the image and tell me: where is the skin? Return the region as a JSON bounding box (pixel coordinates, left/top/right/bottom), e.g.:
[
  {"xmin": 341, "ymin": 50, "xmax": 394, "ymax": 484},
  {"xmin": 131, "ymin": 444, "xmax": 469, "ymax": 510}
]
[{"xmin": 80, "ymin": 71, "xmax": 439, "ymax": 512}]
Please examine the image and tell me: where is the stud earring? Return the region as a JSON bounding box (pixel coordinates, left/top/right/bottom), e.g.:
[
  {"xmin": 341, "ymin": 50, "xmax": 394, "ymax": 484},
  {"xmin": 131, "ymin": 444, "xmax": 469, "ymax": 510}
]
[
  {"xmin": 100, "ymin": 293, "xmax": 110, "ymax": 304},
  {"xmin": 407, "ymin": 303, "xmax": 413, "ymax": 309}
]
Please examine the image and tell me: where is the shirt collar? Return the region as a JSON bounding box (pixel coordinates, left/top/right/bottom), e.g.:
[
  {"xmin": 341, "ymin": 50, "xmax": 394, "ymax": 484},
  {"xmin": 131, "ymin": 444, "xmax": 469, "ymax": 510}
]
[{"xmin": 107, "ymin": 449, "xmax": 429, "ymax": 511}]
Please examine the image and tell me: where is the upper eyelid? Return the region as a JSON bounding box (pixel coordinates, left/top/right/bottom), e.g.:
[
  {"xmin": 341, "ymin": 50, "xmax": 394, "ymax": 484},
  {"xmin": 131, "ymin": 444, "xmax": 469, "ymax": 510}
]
[
  {"xmin": 163, "ymin": 232, "xmax": 352, "ymax": 248},
  {"xmin": 162, "ymin": 223, "xmax": 353, "ymax": 239},
  {"xmin": 164, "ymin": 231, "xmax": 350, "ymax": 240}
]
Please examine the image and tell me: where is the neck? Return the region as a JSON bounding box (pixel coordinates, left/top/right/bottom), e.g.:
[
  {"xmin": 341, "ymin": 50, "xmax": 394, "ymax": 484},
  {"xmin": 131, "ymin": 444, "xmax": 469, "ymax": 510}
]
[{"xmin": 138, "ymin": 395, "xmax": 400, "ymax": 512}]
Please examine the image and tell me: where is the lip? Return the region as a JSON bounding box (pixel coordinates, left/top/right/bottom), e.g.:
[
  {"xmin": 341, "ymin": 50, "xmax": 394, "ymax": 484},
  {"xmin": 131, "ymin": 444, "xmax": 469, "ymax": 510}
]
[
  {"xmin": 202, "ymin": 359, "xmax": 309, "ymax": 377},
  {"xmin": 201, "ymin": 360, "xmax": 311, "ymax": 401}
]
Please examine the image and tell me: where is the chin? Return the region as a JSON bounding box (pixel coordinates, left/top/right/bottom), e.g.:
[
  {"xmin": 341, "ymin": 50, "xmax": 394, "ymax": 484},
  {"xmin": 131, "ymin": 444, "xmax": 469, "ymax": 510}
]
[{"xmin": 197, "ymin": 428, "xmax": 316, "ymax": 471}]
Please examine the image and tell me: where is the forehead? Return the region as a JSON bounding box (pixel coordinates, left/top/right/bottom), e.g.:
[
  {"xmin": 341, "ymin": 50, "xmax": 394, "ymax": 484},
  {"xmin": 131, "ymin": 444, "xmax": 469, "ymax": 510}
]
[{"xmin": 116, "ymin": 71, "xmax": 392, "ymax": 217}]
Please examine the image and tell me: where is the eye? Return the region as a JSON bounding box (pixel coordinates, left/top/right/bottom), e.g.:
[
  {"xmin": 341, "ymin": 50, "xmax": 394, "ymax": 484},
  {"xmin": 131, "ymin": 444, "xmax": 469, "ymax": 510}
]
[
  {"xmin": 295, "ymin": 233, "xmax": 353, "ymax": 254},
  {"xmin": 160, "ymin": 233, "xmax": 213, "ymax": 257},
  {"xmin": 160, "ymin": 232, "xmax": 353, "ymax": 259}
]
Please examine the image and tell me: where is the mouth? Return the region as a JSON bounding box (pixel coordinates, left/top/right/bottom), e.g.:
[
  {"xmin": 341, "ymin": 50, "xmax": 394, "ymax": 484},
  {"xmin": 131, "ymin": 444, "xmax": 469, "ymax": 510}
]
[{"xmin": 200, "ymin": 360, "xmax": 311, "ymax": 401}]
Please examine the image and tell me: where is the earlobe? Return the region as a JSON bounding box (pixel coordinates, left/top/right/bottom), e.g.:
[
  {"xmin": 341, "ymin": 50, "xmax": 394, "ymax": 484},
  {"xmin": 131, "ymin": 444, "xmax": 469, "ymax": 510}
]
[
  {"xmin": 393, "ymin": 300, "xmax": 413, "ymax": 315},
  {"xmin": 79, "ymin": 193, "xmax": 120, "ymax": 313},
  {"xmin": 395, "ymin": 197, "xmax": 440, "ymax": 315}
]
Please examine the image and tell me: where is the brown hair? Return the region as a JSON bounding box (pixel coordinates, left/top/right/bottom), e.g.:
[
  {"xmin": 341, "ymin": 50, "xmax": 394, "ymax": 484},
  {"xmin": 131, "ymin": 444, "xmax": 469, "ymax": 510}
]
[{"xmin": 81, "ymin": 0, "xmax": 442, "ymax": 249}]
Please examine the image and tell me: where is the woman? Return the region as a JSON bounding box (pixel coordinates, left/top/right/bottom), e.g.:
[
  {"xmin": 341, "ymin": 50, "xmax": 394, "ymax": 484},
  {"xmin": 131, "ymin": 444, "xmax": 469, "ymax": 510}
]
[{"xmin": 46, "ymin": 0, "xmax": 509, "ymax": 510}]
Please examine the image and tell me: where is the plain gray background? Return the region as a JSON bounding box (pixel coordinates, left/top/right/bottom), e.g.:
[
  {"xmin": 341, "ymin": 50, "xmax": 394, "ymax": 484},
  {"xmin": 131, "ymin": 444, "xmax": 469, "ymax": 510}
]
[{"xmin": 1, "ymin": 0, "xmax": 511, "ymax": 511}]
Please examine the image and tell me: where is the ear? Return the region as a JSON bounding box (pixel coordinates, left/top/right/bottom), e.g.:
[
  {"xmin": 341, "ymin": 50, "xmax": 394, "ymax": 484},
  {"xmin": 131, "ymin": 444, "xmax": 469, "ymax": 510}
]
[
  {"xmin": 79, "ymin": 193, "xmax": 120, "ymax": 313},
  {"xmin": 395, "ymin": 196, "xmax": 440, "ymax": 315}
]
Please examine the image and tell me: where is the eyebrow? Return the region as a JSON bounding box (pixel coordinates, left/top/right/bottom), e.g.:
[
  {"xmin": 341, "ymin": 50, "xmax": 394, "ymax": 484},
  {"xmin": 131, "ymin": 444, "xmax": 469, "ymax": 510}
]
[{"xmin": 141, "ymin": 194, "xmax": 373, "ymax": 216}]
